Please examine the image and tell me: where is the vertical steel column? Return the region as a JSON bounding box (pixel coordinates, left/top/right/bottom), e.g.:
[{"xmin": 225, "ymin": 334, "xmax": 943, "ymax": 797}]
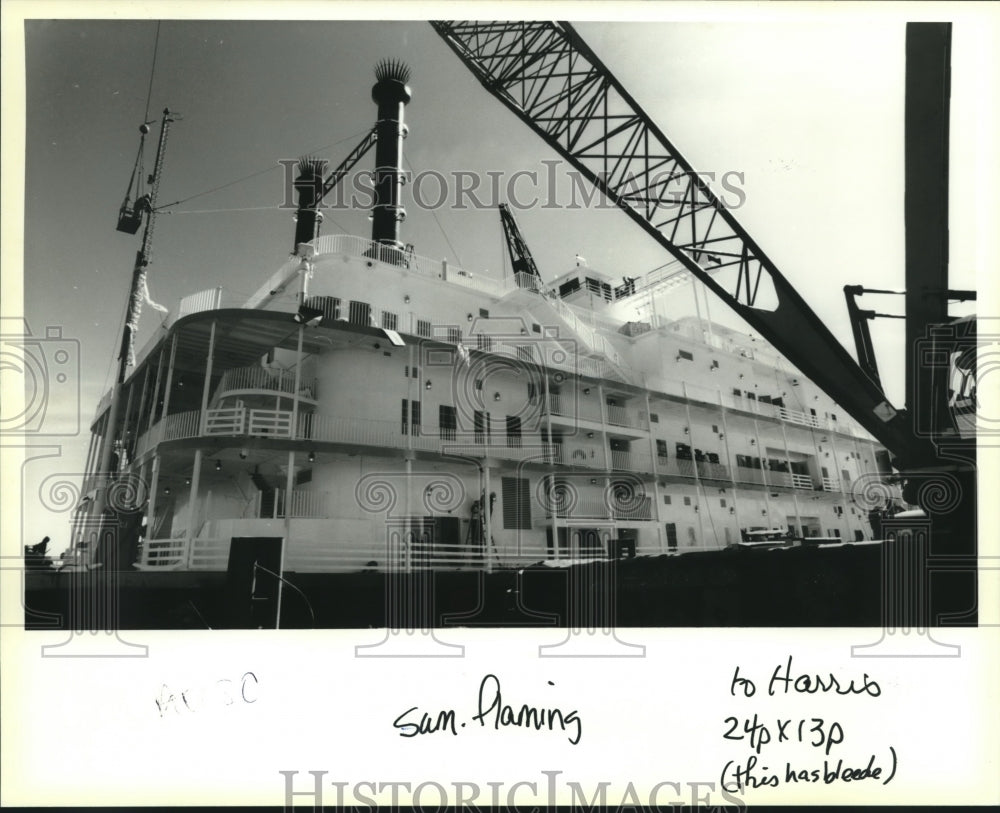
[
  {"xmin": 197, "ymin": 322, "xmax": 217, "ymax": 434},
  {"xmin": 145, "ymin": 342, "xmax": 167, "ymax": 434},
  {"xmin": 159, "ymin": 332, "xmax": 179, "ymax": 425},
  {"xmin": 483, "ymin": 465, "xmax": 492, "ymax": 574},
  {"xmin": 826, "ymin": 429, "xmax": 854, "ymax": 538},
  {"xmin": 717, "ymin": 386, "xmax": 742, "ymax": 545},
  {"xmin": 778, "ymin": 417, "xmax": 802, "ymax": 534},
  {"xmin": 752, "ymin": 418, "xmax": 772, "ymax": 525},
  {"xmin": 904, "ymin": 23, "xmax": 952, "ymax": 437},
  {"xmin": 543, "ymin": 370, "xmax": 560, "ymax": 559},
  {"xmin": 681, "ymin": 382, "xmax": 706, "ymax": 546},
  {"xmin": 645, "ymin": 392, "xmax": 664, "ymax": 552}
]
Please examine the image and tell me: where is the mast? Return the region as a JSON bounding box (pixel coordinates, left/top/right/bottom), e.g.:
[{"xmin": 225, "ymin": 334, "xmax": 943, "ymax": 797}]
[{"xmin": 90, "ymin": 108, "xmax": 174, "ymax": 567}]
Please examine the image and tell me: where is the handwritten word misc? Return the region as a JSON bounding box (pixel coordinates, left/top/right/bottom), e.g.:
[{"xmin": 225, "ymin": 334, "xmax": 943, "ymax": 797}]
[{"xmin": 155, "ymin": 671, "xmax": 258, "ymax": 717}]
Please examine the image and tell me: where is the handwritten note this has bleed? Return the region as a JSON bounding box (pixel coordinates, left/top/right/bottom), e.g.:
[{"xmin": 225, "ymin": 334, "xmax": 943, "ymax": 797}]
[{"xmin": 721, "ymin": 655, "xmax": 897, "ymax": 793}]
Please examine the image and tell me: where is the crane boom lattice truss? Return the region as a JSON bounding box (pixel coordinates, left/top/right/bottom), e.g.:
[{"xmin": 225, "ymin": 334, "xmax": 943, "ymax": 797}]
[{"xmin": 431, "ymin": 20, "xmax": 936, "ymax": 466}]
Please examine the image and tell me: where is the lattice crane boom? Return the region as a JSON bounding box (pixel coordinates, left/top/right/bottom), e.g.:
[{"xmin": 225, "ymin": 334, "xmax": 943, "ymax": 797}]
[
  {"xmin": 430, "ymin": 20, "xmax": 937, "ymax": 467},
  {"xmin": 499, "ymin": 202, "xmax": 542, "ymax": 282}
]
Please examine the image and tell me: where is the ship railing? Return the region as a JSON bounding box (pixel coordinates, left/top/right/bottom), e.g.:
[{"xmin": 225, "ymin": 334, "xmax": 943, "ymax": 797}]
[
  {"xmin": 605, "ymin": 404, "xmax": 648, "ymax": 430},
  {"xmin": 185, "ymin": 537, "xmax": 231, "ymax": 570},
  {"xmin": 696, "ymin": 460, "xmax": 731, "ymax": 481},
  {"xmin": 554, "ymin": 446, "xmax": 604, "ymax": 469},
  {"xmin": 545, "ymin": 394, "xmax": 604, "ymax": 424},
  {"xmin": 285, "ymin": 539, "xmax": 529, "ymax": 573},
  {"xmin": 136, "ymin": 534, "xmax": 537, "ymax": 573},
  {"xmin": 776, "ymin": 406, "xmax": 824, "ymax": 429},
  {"xmin": 821, "ymin": 476, "xmax": 840, "ymax": 492},
  {"xmin": 512, "ymin": 271, "xmax": 544, "ymax": 292},
  {"xmin": 300, "ymin": 413, "xmax": 437, "ymax": 452},
  {"xmin": 251, "ymin": 489, "xmax": 330, "ymax": 520},
  {"xmin": 732, "ymin": 465, "xmax": 766, "ymax": 485},
  {"xmin": 543, "ymin": 494, "xmax": 653, "ymax": 521},
  {"xmin": 132, "ymin": 426, "xmax": 157, "ymax": 460},
  {"xmin": 136, "ymin": 537, "xmax": 189, "ymax": 570},
  {"xmin": 178, "ymin": 287, "xmax": 222, "ymax": 317},
  {"xmin": 766, "ymin": 471, "xmax": 793, "ymax": 488},
  {"xmin": 443, "ymin": 442, "xmax": 557, "ymax": 464},
  {"xmin": 247, "ymin": 408, "xmax": 294, "ymax": 437},
  {"xmin": 163, "ymin": 410, "xmax": 201, "ymax": 441},
  {"xmin": 213, "ymin": 366, "xmax": 316, "ymax": 401},
  {"xmin": 610, "ymin": 449, "xmax": 653, "ymax": 472},
  {"xmin": 204, "ymin": 406, "xmax": 246, "ymax": 435},
  {"xmin": 661, "ymin": 457, "xmax": 696, "ymax": 478},
  {"xmin": 310, "ymin": 234, "xmax": 511, "ymax": 298},
  {"xmin": 790, "ymin": 472, "xmax": 816, "ymax": 490},
  {"xmin": 765, "ymin": 471, "xmax": 815, "ymax": 491}
]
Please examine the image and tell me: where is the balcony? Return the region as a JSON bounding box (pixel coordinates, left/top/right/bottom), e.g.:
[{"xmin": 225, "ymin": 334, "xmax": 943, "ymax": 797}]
[
  {"xmin": 767, "ymin": 471, "xmax": 815, "ymax": 490},
  {"xmin": 251, "ymin": 488, "xmax": 330, "ymax": 519},
  {"xmin": 545, "ymin": 394, "xmax": 604, "ymax": 424},
  {"xmin": 733, "ymin": 464, "xmax": 767, "ymax": 485},
  {"xmin": 696, "ymin": 460, "xmax": 731, "ymax": 481},
  {"xmin": 605, "ymin": 404, "xmax": 649, "ymax": 431},
  {"xmin": 213, "ymin": 366, "xmax": 316, "ymax": 402},
  {"xmin": 820, "ymin": 476, "xmax": 842, "ymax": 492},
  {"xmin": 136, "ymin": 531, "xmax": 538, "ymax": 573},
  {"xmin": 610, "ymin": 449, "xmax": 653, "ymax": 473},
  {"xmin": 545, "ymin": 494, "xmax": 652, "ymax": 521}
]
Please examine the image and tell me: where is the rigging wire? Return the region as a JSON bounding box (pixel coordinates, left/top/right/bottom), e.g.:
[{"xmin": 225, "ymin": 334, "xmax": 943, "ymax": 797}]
[
  {"xmin": 155, "ymin": 126, "xmax": 374, "ymax": 212},
  {"xmin": 164, "ymin": 205, "xmax": 284, "ymax": 215},
  {"xmin": 119, "ymin": 20, "xmax": 162, "ymax": 205},
  {"xmin": 402, "ymin": 153, "xmax": 463, "ymax": 267},
  {"xmin": 144, "ymin": 22, "xmax": 162, "ymax": 125},
  {"xmin": 161, "ymin": 204, "xmax": 350, "ymax": 233}
]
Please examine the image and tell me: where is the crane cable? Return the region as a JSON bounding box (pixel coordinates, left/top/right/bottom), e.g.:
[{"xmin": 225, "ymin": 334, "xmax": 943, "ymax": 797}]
[
  {"xmin": 143, "ymin": 21, "xmax": 161, "ymax": 125},
  {"xmin": 154, "ymin": 126, "xmax": 375, "ymax": 213},
  {"xmin": 119, "ymin": 22, "xmax": 161, "ymax": 210},
  {"xmin": 402, "ymin": 153, "xmax": 463, "ymax": 267}
]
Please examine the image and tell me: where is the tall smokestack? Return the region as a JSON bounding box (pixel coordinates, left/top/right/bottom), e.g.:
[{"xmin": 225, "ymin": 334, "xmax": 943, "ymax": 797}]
[
  {"xmin": 293, "ymin": 156, "xmax": 327, "ymax": 253},
  {"xmin": 370, "ymin": 59, "xmax": 411, "ymax": 251}
]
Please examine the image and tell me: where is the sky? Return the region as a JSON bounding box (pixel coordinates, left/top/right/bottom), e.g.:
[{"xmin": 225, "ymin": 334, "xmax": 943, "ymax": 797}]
[{"xmin": 5, "ymin": 6, "xmax": 996, "ymax": 554}]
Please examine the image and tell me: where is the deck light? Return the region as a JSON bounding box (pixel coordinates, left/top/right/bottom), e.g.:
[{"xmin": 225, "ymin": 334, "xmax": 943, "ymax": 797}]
[
  {"xmin": 215, "ymin": 460, "xmax": 222, "ymax": 471},
  {"xmin": 493, "ymin": 392, "xmax": 501, "ymax": 401}
]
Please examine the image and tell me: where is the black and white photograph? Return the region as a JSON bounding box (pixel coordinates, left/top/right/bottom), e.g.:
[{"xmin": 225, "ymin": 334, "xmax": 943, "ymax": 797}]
[{"xmin": 2, "ymin": 1, "xmax": 998, "ymax": 808}]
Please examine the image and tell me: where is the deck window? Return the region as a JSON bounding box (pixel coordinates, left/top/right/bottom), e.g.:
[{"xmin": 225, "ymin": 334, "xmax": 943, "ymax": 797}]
[
  {"xmin": 501, "ymin": 476, "xmax": 532, "ymax": 529},
  {"xmin": 439, "ymin": 405, "xmax": 456, "ymax": 440},
  {"xmin": 506, "ymin": 415, "xmax": 522, "ymax": 447}
]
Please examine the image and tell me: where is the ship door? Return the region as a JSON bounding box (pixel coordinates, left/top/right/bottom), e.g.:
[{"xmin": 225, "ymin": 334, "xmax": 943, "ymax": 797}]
[{"xmin": 225, "ymin": 537, "xmax": 283, "ymax": 628}]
